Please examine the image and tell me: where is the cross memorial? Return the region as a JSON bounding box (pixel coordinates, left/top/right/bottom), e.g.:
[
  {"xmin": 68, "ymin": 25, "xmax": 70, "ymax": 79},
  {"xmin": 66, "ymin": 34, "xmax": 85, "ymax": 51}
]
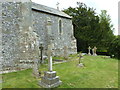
[
  {"xmin": 88, "ymin": 46, "xmax": 91, "ymax": 55},
  {"xmin": 93, "ymin": 46, "xmax": 97, "ymax": 56},
  {"xmin": 39, "ymin": 44, "xmax": 62, "ymax": 88},
  {"xmin": 78, "ymin": 52, "xmax": 84, "ymax": 67},
  {"xmin": 56, "ymin": 2, "xmax": 59, "ymax": 10},
  {"xmin": 39, "ymin": 43, "xmax": 44, "ymax": 64},
  {"xmin": 47, "ymin": 44, "xmax": 53, "ymax": 71}
]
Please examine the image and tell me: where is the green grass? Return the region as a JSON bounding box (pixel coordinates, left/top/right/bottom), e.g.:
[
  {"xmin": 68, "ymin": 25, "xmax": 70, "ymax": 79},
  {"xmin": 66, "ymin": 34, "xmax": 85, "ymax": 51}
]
[
  {"xmin": 1, "ymin": 55, "xmax": 118, "ymax": 88},
  {"xmin": 52, "ymin": 56, "xmax": 65, "ymax": 60}
]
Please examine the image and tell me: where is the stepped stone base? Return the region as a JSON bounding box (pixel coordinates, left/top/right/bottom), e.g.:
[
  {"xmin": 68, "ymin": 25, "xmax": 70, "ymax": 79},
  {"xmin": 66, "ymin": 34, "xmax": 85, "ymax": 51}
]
[{"xmin": 39, "ymin": 71, "xmax": 62, "ymax": 88}]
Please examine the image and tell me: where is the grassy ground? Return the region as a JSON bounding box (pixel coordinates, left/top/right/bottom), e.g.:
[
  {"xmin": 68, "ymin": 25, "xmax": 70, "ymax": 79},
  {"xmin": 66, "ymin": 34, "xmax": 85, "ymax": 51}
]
[{"xmin": 1, "ymin": 55, "xmax": 118, "ymax": 88}]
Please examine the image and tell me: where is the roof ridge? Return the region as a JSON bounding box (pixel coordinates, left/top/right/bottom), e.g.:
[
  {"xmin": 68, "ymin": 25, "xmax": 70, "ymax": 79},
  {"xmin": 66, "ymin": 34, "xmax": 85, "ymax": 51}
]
[{"xmin": 32, "ymin": 2, "xmax": 72, "ymax": 19}]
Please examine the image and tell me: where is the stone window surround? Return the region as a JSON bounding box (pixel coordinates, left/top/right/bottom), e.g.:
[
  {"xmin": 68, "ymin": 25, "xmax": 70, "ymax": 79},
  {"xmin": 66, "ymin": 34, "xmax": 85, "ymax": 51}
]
[{"xmin": 58, "ymin": 18, "xmax": 63, "ymax": 35}]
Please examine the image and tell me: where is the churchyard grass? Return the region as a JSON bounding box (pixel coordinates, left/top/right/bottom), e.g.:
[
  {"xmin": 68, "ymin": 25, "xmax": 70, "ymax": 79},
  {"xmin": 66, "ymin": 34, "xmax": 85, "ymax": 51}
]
[{"xmin": 2, "ymin": 55, "xmax": 118, "ymax": 88}]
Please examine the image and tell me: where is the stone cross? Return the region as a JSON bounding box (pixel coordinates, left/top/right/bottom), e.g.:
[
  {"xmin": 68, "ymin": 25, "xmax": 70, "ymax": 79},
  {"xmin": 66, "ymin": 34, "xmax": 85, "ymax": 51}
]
[
  {"xmin": 47, "ymin": 44, "xmax": 53, "ymax": 72},
  {"xmin": 39, "ymin": 43, "xmax": 44, "ymax": 64},
  {"xmin": 39, "ymin": 44, "xmax": 62, "ymax": 88},
  {"xmin": 47, "ymin": 17, "xmax": 52, "ymax": 35},
  {"xmin": 46, "ymin": 17, "xmax": 53, "ymax": 42},
  {"xmin": 56, "ymin": 2, "xmax": 59, "ymax": 10},
  {"xmin": 93, "ymin": 46, "xmax": 97, "ymax": 56},
  {"xmin": 88, "ymin": 46, "xmax": 91, "ymax": 55}
]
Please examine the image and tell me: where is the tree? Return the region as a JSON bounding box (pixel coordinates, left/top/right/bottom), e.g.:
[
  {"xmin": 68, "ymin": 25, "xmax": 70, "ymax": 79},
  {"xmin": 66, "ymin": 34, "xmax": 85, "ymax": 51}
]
[
  {"xmin": 63, "ymin": 2, "xmax": 100, "ymax": 52},
  {"xmin": 108, "ymin": 35, "xmax": 120, "ymax": 59},
  {"xmin": 98, "ymin": 10, "xmax": 115, "ymax": 50}
]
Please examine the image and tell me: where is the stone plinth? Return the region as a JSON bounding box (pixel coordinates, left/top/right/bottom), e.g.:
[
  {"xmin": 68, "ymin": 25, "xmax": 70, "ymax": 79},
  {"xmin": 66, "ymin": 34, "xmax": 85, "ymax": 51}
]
[
  {"xmin": 77, "ymin": 63, "xmax": 84, "ymax": 67},
  {"xmin": 39, "ymin": 71, "xmax": 62, "ymax": 88}
]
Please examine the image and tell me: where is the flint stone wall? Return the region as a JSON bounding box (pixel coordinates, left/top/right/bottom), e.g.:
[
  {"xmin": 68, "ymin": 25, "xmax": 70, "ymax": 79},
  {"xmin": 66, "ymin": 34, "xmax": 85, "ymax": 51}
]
[
  {"xmin": 1, "ymin": 1, "xmax": 77, "ymax": 70},
  {"xmin": 1, "ymin": 2, "xmax": 22, "ymax": 69},
  {"xmin": 1, "ymin": 1, "xmax": 35, "ymax": 70},
  {"xmin": 32, "ymin": 3, "xmax": 77, "ymax": 56}
]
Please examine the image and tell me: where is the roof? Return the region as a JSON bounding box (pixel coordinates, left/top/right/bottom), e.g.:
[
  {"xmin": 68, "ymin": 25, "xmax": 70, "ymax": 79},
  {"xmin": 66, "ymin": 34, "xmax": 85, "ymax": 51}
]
[{"xmin": 32, "ymin": 2, "xmax": 72, "ymax": 19}]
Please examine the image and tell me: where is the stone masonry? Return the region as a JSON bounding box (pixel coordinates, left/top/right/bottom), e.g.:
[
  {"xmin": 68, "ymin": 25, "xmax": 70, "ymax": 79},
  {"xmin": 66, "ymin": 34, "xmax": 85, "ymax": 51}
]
[{"xmin": 0, "ymin": 0, "xmax": 77, "ymax": 70}]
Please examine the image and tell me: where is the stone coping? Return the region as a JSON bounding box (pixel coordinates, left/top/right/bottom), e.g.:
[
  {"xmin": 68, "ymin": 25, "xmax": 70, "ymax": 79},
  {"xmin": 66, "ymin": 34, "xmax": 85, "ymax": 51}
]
[
  {"xmin": 32, "ymin": 2, "xmax": 72, "ymax": 19},
  {"xmin": 19, "ymin": 60, "xmax": 34, "ymax": 63},
  {"xmin": 0, "ymin": 0, "xmax": 31, "ymax": 2},
  {"xmin": 0, "ymin": 70, "xmax": 18, "ymax": 74}
]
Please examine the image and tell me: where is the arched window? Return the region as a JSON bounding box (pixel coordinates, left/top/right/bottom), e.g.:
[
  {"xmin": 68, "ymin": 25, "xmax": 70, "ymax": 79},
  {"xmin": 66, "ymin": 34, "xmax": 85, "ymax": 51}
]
[{"xmin": 59, "ymin": 19, "xmax": 62, "ymax": 34}]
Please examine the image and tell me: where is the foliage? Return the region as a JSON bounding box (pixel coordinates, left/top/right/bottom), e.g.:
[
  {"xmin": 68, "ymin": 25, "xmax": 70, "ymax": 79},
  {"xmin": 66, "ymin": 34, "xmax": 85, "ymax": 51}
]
[
  {"xmin": 63, "ymin": 2, "xmax": 115, "ymax": 53},
  {"xmin": 2, "ymin": 55, "xmax": 118, "ymax": 88},
  {"xmin": 99, "ymin": 10, "xmax": 115, "ymax": 49},
  {"xmin": 63, "ymin": 2, "xmax": 100, "ymax": 52},
  {"xmin": 108, "ymin": 35, "xmax": 120, "ymax": 59}
]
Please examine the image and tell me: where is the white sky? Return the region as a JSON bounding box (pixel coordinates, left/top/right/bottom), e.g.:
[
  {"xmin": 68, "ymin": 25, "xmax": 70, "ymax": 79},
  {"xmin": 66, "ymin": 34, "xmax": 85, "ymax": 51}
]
[{"xmin": 31, "ymin": 0, "xmax": 119, "ymax": 35}]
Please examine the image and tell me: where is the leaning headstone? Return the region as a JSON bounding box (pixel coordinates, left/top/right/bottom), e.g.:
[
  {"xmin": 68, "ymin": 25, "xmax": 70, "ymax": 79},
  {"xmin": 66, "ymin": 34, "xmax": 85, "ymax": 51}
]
[
  {"xmin": 88, "ymin": 46, "xmax": 91, "ymax": 55},
  {"xmin": 39, "ymin": 44, "xmax": 62, "ymax": 88},
  {"xmin": 39, "ymin": 43, "xmax": 44, "ymax": 64},
  {"xmin": 32, "ymin": 59, "xmax": 40, "ymax": 78},
  {"xmin": 32, "ymin": 31, "xmax": 41, "ymax": 78},
  {"xmin": 77, "ymin": 52, "xmax": 84, "ymax": 67},
  {"xmin": 64, "ymin": 46, "xmax": 68, "ymax": 60}
]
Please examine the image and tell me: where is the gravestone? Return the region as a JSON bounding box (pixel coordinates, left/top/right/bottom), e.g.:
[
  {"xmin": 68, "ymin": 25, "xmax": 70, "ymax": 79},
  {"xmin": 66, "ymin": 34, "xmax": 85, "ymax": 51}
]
[
  {"xmin": 39, "ymin": 43, "xmax": 44, "ymax": 64},
  {"xmin": 32, "ymin": 59, "xmax": 40, "ymax": 78},
  {"xmin": 64, "ymin": 46, "xmax": 68, "ymax": 60},
  {"xmin": 92, "ymin": 48, "xmax": 94, "ymax": 56},
  {"xmin": 93, "ymin": 46, "xmax": 97, "ymax": 56},
  {"xmin": 88, "ymin": 46, "xmax": 91, "ymax": 55},
  {"xmin": 31, "ymin": 29, "xmax": 40, "ymax": 78},
  {"xmin": 77, "ymin": 52, "xmax": 84, "ymax": 67},
  {"xmin": 39, "ymin": 44, "xmax": 62, "ymax": 88}
]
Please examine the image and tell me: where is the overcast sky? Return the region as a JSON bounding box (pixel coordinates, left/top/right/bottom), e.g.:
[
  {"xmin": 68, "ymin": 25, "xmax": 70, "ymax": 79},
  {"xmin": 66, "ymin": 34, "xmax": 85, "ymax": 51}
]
[{"xmin": 31, "ymin": 0, "xmax": 119, "ymax": 35}]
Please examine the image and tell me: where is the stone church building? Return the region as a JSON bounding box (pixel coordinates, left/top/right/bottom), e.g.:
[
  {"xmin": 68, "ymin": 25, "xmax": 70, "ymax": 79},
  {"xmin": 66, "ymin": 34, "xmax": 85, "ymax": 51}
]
[{"xmin": 0, "ymin": 0, "xmax": 77, "ymax": 70}]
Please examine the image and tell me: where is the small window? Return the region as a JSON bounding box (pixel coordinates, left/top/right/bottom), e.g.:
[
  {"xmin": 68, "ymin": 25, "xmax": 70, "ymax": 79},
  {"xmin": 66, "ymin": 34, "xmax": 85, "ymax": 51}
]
[{"xmin": 59, "ymin": 19, "xmax": 62, "ymax": 34}]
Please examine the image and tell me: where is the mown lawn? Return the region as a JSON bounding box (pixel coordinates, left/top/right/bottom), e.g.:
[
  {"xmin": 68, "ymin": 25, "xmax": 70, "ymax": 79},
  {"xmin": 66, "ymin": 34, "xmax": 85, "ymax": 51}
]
[{"xmin": 1, "ymin": 55, "xmax": 118, "ymax": 88}]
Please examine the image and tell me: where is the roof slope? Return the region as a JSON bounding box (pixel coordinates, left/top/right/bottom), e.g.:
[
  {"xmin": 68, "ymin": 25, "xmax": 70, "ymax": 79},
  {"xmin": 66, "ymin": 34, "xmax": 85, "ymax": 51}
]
[{"xmin": 32, "ymin": 2, "xmax": 72, "ymax": 19}]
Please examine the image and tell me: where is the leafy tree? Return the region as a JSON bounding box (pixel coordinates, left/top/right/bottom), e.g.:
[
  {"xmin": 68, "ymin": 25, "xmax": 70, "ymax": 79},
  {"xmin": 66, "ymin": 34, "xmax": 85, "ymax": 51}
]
[
  {"xmin": 108, "ymin": 35, "xmax": 120, "ymax": 59},
  {"xmin": 63, "ymin": 2, "xmax": 115, "ymax": 54},
  {"xmin": 63, "ymin": 2, "xmax": 100, "ymax": 52},
  {"xmin": 98, "ymin": 10, "xmax": 115, "ymax": 50}
]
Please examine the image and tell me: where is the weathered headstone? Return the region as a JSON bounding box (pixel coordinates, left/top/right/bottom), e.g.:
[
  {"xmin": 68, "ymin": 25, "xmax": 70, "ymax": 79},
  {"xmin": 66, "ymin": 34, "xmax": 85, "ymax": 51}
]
[
  {"xmin": 93, "ymin": 46, "xmax": 97, "ymax": 56},
  {"xmin": 32, "ymin": 59, "xmax": 40, "ymax": 78},
  {"xmin": 64, "ymin": 46, "xmax": 68, "ymax": 60},
  {"xmin": 31, "ymin": 29, "xmax": 41, "ymax": 78},
  {"xmin": 78, "ymin": 52, "xmax": 84, "ymax": 67},
  {"xmin": 39, "ymin": 44, "xmax": 62, "ymax": 88},
  {"xmin": 92, "ymin": 48, "xmax": 94, "ymax": 56},
  {"xmin": 79, "ymin": 52, "xmax": 82, "ymax": 64},
  {"xmin": 88, "ymin": 46, "xmax": 91, "ymax": 55},
  {"xmin": 39, "ymin": 43, "xmax": 44, "ymax": 64}
]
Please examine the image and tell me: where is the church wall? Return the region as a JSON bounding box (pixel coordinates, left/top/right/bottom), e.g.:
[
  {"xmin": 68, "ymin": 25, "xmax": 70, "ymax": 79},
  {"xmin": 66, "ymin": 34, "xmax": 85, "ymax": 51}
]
[
  {"xmin": 1, "ymin": 1, "xmax": 35, "ymax": 70},
  {"xmin": 32, "ymin": 10, "xmax": 77, "ymax": 56},
  {"xmin": 0, "ymin": 1, "xmax": 77, "ymax": 70},
  {"xmin": 1, "ymin": 2, "xmax": 22, "ymax": 69}
]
